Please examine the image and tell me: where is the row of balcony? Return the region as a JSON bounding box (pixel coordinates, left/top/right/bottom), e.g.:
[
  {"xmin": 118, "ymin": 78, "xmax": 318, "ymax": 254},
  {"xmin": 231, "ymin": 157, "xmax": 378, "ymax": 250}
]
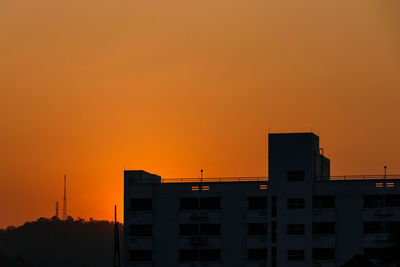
[
  {"xmin": 127, "ymin": 236, "xmax": 267, "ymax": 249},
  {"xmin": 127, "ymin": 233, "xmax": 393, "ymax": 251},
  {"xmin": 126, "ymin": 261, "xmax": 267, "ymax": 267}
]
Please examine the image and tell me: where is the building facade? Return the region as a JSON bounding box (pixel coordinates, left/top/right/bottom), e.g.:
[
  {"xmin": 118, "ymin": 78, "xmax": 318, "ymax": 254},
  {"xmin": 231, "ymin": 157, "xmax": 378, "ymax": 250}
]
[{"xmin": 124, "ymin": 132, "xmax": 399, "ymax": 267}]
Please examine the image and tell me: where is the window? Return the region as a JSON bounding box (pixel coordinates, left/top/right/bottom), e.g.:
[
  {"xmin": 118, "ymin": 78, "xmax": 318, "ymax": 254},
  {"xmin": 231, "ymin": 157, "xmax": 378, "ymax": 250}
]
[
  {"xmin": 313, "ymin": 248, "xmax": 335, "ymax": 261},
  {"xmin": 248, "ymin": 223, "xmax": 267, "ymax": 235},
  {"xmin": 364, "ymin": 195, "xmax": 400, "ymax": 208},
  {"xmin": 272, "ymin": 197, "xmax": 277, "ymax": 217},
  {"xmin": 271, "ymin": 221, "xmax": 277, "ymax": 243},
  {"xmin": 312, "ymin": 222, "xmax": 335, "ymax": 235},
  {"xmin": 248, "ymin": 197, "xmax": 268, "ymax": 209},
  {"xmin": 259, "ymin": 184, "xmax": 268, "ymax": 190},
  {"xmin": 180, "ymin": 198, "xmax": 221, "ymax": 210},
  {"xmin": 179, "ymin": 250, "xmax": 220, "ymax": 261},
  {"xmin": 313, "ymin": 196, "xmax": 335, "ymax": 209},
  {"xmin": 364, "ymin": 222, "xmax": 383, "ymax": 233},
  {"xmin": 386, "ymin": 195, "xmax": 400, "ymax": 207},
  {"xmin": 287, "ymin": 250, "xmax": 304, "ymax": 261},
  {"xmin": 130, "ymin": 224, "xmax": 152, "ymax": 236},
  {"xmin": 200, "ymin": 250, "xmax": 220, "ymax": 261},
  {"xmin": 387, "ymin": 222, "xmax": 400, "ymax": 233},
  {"xmin": 180, "ymin": 224, "xmax": 198, "ymax": 236},
  {"xmin": 179, "ymin": 224, "xmax": 220, "ymax": 235},
  {"xmin": 364, "ymin": 221, "xmax": 400, "ymax": 233},
  {"xmin": 287, "ymin": 199, "xmax": 305, "ymax": 209},
  {"xmin": 271, "ymin": 247, "xmax": 277, "ymax": 267},
  {"xmin": 200, "ymin": 198, "xmax": 221, "ymax": 210},
  {"xmin": 129, "ymin": 250, "xmax": 152, "ymax": 261},
  {"xmin": 180, "ymin": 198, "xmax": 199, "ymax": 210},
  {"xmin": 130, "ymin": 199, "xmax": 152, "ymax": 211},
  {"xmin": 364, "ymin": 195, "xmax": 383, "ymax": 208},
  {"xmin": 287, "ymin": 224, "xmax": 304, "ymax": 235},
  {"xmin": 200, "ymin": 224, "xmax": 220, "ymax": 235},
  {"xmin": 179, "ymin": 250, "xmax": 198, "ymax": 261},
  {"xmin": 248, "ymin": 249, "xmax": 267, "ymax": 260},
  {"xmin": 287, "ymin": 170, "xmax": 305, "ymax": 181}
]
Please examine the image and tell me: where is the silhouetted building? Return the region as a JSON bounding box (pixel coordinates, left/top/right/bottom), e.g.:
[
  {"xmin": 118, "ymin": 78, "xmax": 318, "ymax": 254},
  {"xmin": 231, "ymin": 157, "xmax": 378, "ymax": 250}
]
[{"xmin": 124, "ymin": 132, "xmax": 398, "ymax": 267}]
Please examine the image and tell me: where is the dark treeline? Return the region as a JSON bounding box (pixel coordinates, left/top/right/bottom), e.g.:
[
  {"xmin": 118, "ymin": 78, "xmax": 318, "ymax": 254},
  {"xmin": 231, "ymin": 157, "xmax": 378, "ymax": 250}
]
[{"xmin": 0, "ymin": 216, "xmax": 122, "ymax": 267}]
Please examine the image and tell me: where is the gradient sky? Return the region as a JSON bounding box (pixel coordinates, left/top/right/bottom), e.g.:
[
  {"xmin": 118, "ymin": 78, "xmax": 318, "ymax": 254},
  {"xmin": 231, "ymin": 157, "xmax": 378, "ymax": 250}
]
[{"xmin": 1, "ymin": 0, "xmax": 400, "ymax": 228}]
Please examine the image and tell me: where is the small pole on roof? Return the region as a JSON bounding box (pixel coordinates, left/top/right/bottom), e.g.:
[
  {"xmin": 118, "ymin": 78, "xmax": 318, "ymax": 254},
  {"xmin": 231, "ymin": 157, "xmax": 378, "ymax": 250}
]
[
  {"xmin": 201, "ymin": 169, "xmax": 203, "ymax": 183},
  {"xmin": 384, "ymin": 166, "xmax": 387, "ymax": 180}
]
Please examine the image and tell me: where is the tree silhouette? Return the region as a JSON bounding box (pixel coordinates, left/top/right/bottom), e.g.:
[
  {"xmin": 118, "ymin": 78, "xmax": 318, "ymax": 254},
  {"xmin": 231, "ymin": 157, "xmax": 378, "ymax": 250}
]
[{"xmin": 0, "ymin": 217, "xmax": 122, "ymax": 267}]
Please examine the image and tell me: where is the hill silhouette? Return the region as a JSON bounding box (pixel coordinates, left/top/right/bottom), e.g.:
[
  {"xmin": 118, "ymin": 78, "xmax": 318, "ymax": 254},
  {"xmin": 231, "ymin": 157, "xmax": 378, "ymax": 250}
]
[{"xmin": 0, "ymin": 216, "xmax": 122, "ymax": 267}]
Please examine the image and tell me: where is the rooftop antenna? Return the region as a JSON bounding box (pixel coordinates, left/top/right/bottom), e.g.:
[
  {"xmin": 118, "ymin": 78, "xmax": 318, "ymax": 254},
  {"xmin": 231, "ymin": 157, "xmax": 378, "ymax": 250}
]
[
  {"xmin": 56, "ymin": 201, "xmax": 59, "ymax": 218},
  {"xmin": 113, "ymin": 205, "xmax": 121, "ymax": 267},
  {"xmin": 200, "ymin": 169, "xmax": 203, "ymax": 183},
  {"xmin": 63, "ymin": 175, "xmax": 67, "ymax": 220},
  {"xmin": 384, "ymin": 165, "xmax": 387, "ymax": 179}
]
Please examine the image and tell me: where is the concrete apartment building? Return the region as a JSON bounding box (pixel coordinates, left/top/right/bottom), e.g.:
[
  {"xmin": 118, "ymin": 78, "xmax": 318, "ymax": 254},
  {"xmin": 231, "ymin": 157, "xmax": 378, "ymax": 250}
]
[{"xmin": 124, "ymin": 132, "xmax": 399, "ymax": 267}]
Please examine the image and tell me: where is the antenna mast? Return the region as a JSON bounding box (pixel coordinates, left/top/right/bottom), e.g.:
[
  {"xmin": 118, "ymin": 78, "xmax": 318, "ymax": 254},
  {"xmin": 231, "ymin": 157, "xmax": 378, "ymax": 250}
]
[
  {"xmin": 113, "ymin": 205, "xmax": 121, "ymax": 267},
  {"xmin": 56, "ymin": 201, "xmax": 59, "ymax": 218},
  {"xmin": 63, "ymin": 175, "xmax": 67, "ymax": 220}
]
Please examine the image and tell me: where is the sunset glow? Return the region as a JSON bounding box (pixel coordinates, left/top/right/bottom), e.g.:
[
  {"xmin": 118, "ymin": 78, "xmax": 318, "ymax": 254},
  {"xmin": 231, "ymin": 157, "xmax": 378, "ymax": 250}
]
[{"xmin": 1, "ymin": 0, "xmax": 400, "ymax": 228}]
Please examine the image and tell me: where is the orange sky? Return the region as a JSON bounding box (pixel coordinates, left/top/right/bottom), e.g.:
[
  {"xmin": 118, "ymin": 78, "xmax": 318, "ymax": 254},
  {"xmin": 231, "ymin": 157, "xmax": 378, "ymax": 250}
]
[{"xmin": 1, "ymin": 0, "xmax": 400, "ymax": 228}]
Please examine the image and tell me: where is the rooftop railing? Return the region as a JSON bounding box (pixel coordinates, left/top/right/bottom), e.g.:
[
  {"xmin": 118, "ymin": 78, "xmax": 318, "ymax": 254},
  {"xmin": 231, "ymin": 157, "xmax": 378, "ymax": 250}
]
[
  {"xmin": 160, "ymin": 175, "xmax": 400, "ymax": 183},
  {"xmin": 161, "ymin": 177, "xmax": 268, "ymax": 183},
  {"xmin": 318, "ymin": 175, "xmax": 400, "ymax": 181}
]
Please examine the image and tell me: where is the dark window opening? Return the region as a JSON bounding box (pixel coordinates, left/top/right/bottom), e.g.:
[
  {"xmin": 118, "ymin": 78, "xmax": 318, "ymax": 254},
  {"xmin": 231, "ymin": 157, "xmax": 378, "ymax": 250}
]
[
  {"xmin": 180, "ymin": 198, "xmax": 199, "ymax": 210},
  {"xmin": 130, "ymin": 224, "xmax": 152, "ymax": 236},
  {"xmin": 287, "ymin": 170, "xmax": 305, "ymax": 181},
  {"xmin": 179, "ymin": 250, "xmax": 198, "ymax": 261},
  {"xmin": 130, "ymin": 199, "xmax": 152, "ymax": 211},
  {"xmin": 180, "ymin": 224, "xmax": 198, "ymax": 236},
  {"xmin": 364, "ymin": 221, "xmax": 400, "ymax": 233},
  {"xmin": 272, "ymin": 197, "xmax": 277, "ymax": 217},
  {"xmin": 248, "ymin": 197, "xmax": 268, "ymax": 209},
  {"xmin": 364, "ymin": 222, "xmax": 383, "ymax": 233},
  {"xmin": 313, "ymin": 196, "xmax": 335, "ymax": 209},
  {"xmin": 313, "ymin": 222, "xmax": 335, "ymax": 235},
  {"xmin": 272, "ymin": 221, "xmax": 277, "ymax": 243},
  {"xmin": 180, "ymin": 198, "xmax": 221, "ymax": 210},
  {"xmin": 271, "ymin": 247, "xmax": 277, "ymax": 267},
  {"xmin": 180, "ymin": 250, "xmax": 220, "ymax": 261},
  {"xmin": 200, "ymin": 224, "xmax": 220, "ymax": 235},
  {"xmin": 248, "ymin": 223, "xmax": 267, "ymax": 235},
  {"xmin": 200, "ymin": 250, "xmax": 220, "ymax": 261},
  {"xmin": 248, "ymin": 249, "xmax": 267, "ymax": 260},
  {"xmin": 287, "ymin": 199, "xmax": 305, "ymax": 209},
  {"xmin": 364, "ymin": 195, "xmax": 400, "ymax": 208},
  {"xmin": 129, "ymin": 250, "xmax": 152, "ymax": 262},
  {"xmin": 313, "ymin": 248, "xmax": 335, "ymax": 261},
  {"xmin": 287, "ymin": 250, "xmax": 304, "ymax": 261},
  {"xmin": 200, "ymin": 198, "xmax": 221, "ymax": 210},
  {"xmin": 287, "ymin": 224, "xmax": 304, "ymax": 235}
]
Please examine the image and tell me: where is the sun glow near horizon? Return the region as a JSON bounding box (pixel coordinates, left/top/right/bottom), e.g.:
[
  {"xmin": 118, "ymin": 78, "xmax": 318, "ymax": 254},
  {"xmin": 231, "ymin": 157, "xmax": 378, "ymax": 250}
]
[{"xmin": 1, "ymin": 0, "xmax": 400, "ymax": 228}]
